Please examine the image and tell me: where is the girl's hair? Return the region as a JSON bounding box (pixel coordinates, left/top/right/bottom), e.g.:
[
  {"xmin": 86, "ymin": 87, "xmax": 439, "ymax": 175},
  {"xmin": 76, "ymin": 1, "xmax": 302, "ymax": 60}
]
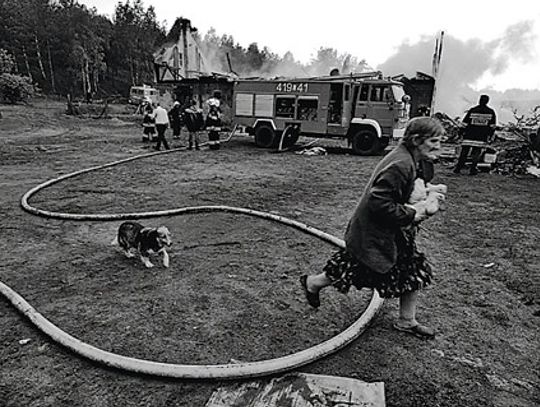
[{"xmin": 402, "ymin": 117, "xmax": 445, "ymax": 148}]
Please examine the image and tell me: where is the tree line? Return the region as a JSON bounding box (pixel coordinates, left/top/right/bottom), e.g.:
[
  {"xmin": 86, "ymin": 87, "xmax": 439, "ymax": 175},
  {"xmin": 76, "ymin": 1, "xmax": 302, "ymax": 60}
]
[{"xmin": 0, "ymin": 0, "xmax": 370, "ymax": 102}]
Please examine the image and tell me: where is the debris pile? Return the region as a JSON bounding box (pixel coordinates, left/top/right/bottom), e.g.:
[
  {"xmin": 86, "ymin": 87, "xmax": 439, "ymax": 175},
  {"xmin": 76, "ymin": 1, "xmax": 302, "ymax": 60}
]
[
  {"xmin": 491, "ymin": 142, "xmax": 537, "ymax": 176},
  {"xmin": 491, "ymin": 106, "xmax": 540, "ymax": 176},
  {"xmin": 490, "ymin": 128, "xmax": 540, "ymax": 176},
  {"xmin": 433, "ymin": 112, "xmax": 465, "ymax": 143}
]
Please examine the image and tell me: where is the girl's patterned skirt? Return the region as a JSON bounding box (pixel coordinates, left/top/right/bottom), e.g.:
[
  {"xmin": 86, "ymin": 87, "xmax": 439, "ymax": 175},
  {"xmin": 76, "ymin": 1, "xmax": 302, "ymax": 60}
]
[{"xmin": 323, "ymin": 227, "xmax": 432, "ymax": 299}]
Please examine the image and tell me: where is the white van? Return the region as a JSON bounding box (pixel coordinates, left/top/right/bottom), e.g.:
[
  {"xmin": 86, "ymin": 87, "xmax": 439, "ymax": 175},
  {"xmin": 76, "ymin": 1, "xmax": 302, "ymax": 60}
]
[{"xmin": 129, "ymin": 85, "xmax": 159, "ymax": 105}]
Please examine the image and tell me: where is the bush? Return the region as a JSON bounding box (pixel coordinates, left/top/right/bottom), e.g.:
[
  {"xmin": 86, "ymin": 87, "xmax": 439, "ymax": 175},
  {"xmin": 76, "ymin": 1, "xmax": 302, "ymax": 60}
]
[
  {"xmin": 0, "ymin": 73, "xmax": 35, "ymax": 104},
  {"xmin": 0, "ymin": 49, "xmax": 16, "ymax": 74}
]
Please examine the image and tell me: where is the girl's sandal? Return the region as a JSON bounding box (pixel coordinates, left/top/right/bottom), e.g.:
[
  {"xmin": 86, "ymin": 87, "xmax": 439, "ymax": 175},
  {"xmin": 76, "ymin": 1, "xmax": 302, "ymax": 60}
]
[
  {"xmin": 393, "ymin": 323, "xmax": 435, "ymax": 339},
  {"xmin": 300, "ymin": 275, "xmax": 320, "ymax": 308}
]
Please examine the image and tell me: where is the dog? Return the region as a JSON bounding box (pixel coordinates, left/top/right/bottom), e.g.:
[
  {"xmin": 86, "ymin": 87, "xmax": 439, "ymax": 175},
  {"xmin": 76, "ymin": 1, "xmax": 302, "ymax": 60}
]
[{"xmin": 111, "ymin": 221, "xmax": 172, "ymax": 268}]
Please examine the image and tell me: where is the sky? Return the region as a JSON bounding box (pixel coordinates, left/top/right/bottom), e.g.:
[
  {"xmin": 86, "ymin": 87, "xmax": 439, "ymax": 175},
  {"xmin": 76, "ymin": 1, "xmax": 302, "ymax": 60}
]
[{"xmin": 81, "ymin": 0, "xmax": 540, "ymax": 118}]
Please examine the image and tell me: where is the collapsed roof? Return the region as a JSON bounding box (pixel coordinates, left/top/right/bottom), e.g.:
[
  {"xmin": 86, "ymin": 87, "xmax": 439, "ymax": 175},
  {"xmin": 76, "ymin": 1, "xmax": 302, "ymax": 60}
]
[{"xmin": 153, "ymin": 18, "xmax": 236, "ymax": 83}]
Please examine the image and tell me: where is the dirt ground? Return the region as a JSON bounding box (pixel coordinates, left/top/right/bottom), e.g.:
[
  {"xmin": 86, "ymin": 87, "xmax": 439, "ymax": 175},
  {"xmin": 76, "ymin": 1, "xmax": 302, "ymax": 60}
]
[{"xmin": 0, "ymin": 99, "xmax": 538, "ymax": 407}]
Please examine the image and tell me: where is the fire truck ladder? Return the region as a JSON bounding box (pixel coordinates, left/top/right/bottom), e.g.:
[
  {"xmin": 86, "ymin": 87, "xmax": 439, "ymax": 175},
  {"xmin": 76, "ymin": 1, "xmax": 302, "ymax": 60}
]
[{"xmin": 307, "ymin": 71, "xmax": 382, "ymax": 82}]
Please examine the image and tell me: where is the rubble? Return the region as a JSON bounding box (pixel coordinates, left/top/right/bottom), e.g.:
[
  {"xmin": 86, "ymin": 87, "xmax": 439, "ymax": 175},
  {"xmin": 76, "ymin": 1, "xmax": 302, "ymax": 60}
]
[
  {"xmin": 489, "ymin": 106, "xmax": 540, "ymax": 176},
  {"xmin": 490, "ymin": 142, "xmax": 538, "ymax": 176},
  {"xmin": 490, "ymin": 125, "xmax": 540, "ymax": 176},
  {"xmin": 433, "ymin": 112, "xmax": 465, "ymax": 143}
]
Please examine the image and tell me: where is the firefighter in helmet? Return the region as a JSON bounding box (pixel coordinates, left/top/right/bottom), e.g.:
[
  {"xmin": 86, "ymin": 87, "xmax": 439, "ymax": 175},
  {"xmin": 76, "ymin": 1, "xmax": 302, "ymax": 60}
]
[{"xmin": 205, "ymin": 90, "xmax": 223, "ymax": 150}]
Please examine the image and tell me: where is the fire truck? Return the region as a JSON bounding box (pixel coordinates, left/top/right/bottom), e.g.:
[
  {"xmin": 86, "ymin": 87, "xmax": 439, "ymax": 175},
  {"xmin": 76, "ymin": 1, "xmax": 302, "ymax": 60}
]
[{"xmin": 232, "ymin": 71, "xmax": 410, "ymax": 155}]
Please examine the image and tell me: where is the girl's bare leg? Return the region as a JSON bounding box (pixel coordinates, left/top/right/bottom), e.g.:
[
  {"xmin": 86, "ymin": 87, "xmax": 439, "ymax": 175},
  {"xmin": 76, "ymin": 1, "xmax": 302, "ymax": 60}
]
[{"xmin": 306, "ymin": 273, "xmax": 331, "ymax": 292}]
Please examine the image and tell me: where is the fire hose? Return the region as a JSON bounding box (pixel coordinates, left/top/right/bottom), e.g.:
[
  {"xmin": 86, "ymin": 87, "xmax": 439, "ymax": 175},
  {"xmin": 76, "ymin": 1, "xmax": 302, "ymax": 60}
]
[{"xmin": 3, "ymin": 143, "xmax": 383, "ymax": 380}]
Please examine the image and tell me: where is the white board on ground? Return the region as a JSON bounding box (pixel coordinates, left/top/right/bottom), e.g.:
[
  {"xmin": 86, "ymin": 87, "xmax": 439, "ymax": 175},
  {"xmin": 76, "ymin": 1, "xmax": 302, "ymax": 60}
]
[{"xmin": 205, "ymin": 372, "xmax": 385, "ymax": 407}]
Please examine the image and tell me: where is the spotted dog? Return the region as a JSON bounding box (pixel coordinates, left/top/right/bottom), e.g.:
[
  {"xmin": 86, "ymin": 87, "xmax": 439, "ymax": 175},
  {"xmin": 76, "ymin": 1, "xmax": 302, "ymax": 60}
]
[{"xmin": 112, "ymin": 221, "xmax": 172, "ymax": 268}]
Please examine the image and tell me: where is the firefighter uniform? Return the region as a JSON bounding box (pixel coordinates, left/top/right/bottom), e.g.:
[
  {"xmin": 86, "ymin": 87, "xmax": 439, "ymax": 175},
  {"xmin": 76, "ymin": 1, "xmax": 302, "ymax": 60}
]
[
  {"xmin": 454, "ymin": 95, "xmax": 497, "ymax": 175},
  {"xmin": 206, "ymin": 93, "xmax": 222, "ymax": 150}
]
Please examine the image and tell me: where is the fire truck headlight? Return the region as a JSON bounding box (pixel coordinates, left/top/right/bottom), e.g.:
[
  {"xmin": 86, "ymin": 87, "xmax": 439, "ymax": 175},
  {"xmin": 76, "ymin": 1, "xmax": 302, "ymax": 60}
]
[{"xmin": 402, "ymin": 94, "xmax": 411, "ymax": 103}]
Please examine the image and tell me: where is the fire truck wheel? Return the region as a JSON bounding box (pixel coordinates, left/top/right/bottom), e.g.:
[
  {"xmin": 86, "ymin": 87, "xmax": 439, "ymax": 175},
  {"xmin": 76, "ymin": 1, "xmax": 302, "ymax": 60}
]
[
  {"xmin": 254, "ymin": 124, "xmax": 276, "ymax": 148},
  {"xmin": 351, "ymin": 128, "xmax": 381, "ymax": 156}
]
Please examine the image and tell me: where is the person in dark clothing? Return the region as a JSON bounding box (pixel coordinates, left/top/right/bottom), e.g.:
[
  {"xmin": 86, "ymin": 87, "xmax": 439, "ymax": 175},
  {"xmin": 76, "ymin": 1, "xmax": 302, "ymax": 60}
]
[
  {"xmin": 205, "ymin": 90, "xmax": 222, "ymax": 150},
  {"xmin": 300, "ymin": 117, "xmax": 446, "ymax": 339},
  {"xmin": 168, "ymin": 101, "xmax": 183, "ymax": 139},
  {"xmin": 141, "ymin": 103, "xmax": 156, "ymax": 142},
  {"xmin": 184, "ymin": 99, "xmax": 204, "ymax": 150},
  {"xmin": 454, "ymin": 94, "xmax": 497, "ymax": 175}
]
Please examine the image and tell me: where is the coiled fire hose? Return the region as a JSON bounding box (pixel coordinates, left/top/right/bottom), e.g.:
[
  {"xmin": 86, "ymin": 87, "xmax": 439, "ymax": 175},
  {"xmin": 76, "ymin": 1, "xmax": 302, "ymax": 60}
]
[{"xmin": 3, "ymin": 143, "xmax": 383, "ymax": 380}]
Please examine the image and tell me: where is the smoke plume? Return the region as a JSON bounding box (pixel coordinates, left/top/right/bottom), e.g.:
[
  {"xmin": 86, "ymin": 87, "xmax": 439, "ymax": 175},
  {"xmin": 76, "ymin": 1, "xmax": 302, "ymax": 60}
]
[
  {"xmin": 377, "ymin": 21, "xmax": 540, "ymax": 122},
  {"xmin": 197, "ymin": 20, "xmax": 539, "ymax": 123}
]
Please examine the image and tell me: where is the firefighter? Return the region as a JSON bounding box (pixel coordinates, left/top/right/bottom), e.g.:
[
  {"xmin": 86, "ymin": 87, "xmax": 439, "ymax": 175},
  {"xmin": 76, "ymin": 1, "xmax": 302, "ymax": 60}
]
[
  {"xmin": 168, "ymin": 101, "xmax": 183, "ymax": 139},
  {"xmin": 141, "ymin": 101, "xmax": 156, "ymax": 142},
  {"xmin": 454, "ymin": 94, "xmax": 497, "ymax": 175},
  {"xmin": 205, "ymin": 90, "xmax": 222, "ymax": 150}
]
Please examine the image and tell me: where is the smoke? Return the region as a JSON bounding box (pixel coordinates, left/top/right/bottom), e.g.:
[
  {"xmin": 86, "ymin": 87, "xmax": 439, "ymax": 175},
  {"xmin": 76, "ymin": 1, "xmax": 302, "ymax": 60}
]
[
  {"xmin": 199, "ymin": 43, "xmax": 227, "ymax": 74},
  {"xmin": 377, "ymin": 21, "xmax": 540, "ymax": 121},
  {"xmin": 199, "ymin": 28, "xmax": 371, "ymax": 80},
  {"xmin": 499, "ymin": 21, "xmax": 536, "ymax": 63},
  {"xmin": 197, "ymin": 20, "xmax": 539, "ymax": 123}
]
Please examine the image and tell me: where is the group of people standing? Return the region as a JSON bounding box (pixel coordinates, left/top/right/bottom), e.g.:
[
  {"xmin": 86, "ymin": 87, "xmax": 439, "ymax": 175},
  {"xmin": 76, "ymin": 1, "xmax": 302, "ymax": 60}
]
[{"xmin": 141, "ymin": 90, "xmax": 223, "ymax": 151}]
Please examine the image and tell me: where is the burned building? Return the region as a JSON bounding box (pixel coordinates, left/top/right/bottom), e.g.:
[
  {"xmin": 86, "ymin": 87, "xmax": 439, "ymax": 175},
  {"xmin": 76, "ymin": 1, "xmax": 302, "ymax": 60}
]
[
  {"xmin": 152, "ymin": 18, "xmax": 236, "ymax": 123},
  {"xmin": 153, "ymin": 18, "xmax": 208, "ymax": 82},
  {"xmin": 393, "ymin": 72, "xmax": 435, "ymax": 117}
]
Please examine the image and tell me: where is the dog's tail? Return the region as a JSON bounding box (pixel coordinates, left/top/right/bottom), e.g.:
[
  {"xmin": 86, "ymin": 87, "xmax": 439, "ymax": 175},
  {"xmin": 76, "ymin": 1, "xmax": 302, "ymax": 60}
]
[{"xmin": 110, "ymin": 235, "xmax": 118, "ymax": 246}]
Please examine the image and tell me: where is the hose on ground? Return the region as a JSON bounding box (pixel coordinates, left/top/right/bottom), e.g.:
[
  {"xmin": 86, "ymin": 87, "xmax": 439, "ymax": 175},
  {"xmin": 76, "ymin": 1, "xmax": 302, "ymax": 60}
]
[{"xmin": 7, "ymin": 146, "xmax": 384, "ymax": 380}]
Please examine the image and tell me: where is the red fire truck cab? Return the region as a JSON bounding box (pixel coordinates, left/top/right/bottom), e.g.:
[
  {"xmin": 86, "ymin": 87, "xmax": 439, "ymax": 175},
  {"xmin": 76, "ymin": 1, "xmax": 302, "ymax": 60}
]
[{"xmin": 232, "ymin": 72, "xmax": 410, "ymax": 155}]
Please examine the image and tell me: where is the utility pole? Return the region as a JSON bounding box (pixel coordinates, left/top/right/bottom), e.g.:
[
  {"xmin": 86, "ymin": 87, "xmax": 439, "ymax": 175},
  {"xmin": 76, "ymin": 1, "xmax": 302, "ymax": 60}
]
[{"xmin": 430, "ymin": 31, "xmax": 444, "ymax": 115}]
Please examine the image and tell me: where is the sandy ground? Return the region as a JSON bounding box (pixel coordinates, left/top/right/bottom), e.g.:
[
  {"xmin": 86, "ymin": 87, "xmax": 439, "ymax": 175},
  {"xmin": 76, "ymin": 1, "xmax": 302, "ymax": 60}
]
[{"xmin": 0, "ymin": 100, "xmax": 538, "ymax": 407}]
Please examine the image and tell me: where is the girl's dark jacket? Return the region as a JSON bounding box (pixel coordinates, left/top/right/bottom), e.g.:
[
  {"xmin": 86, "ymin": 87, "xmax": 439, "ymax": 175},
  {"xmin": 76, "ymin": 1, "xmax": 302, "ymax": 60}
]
[{"xmin": 344, "ymin": 143, "xmax": 419, "ymax": 274}]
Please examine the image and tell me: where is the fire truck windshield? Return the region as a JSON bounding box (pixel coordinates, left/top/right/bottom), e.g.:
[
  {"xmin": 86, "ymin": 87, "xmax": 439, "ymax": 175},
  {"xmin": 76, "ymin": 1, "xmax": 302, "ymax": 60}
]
[{"xmin": 392, "ymin": 85, "xmax": 405, "ymax": 101}]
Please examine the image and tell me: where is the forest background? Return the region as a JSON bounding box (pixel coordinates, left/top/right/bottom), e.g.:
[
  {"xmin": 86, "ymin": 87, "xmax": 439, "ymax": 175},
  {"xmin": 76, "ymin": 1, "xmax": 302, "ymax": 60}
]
[{"xmin": 0, "ymin": 0, "xmax": 368, "ymax": 101}]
